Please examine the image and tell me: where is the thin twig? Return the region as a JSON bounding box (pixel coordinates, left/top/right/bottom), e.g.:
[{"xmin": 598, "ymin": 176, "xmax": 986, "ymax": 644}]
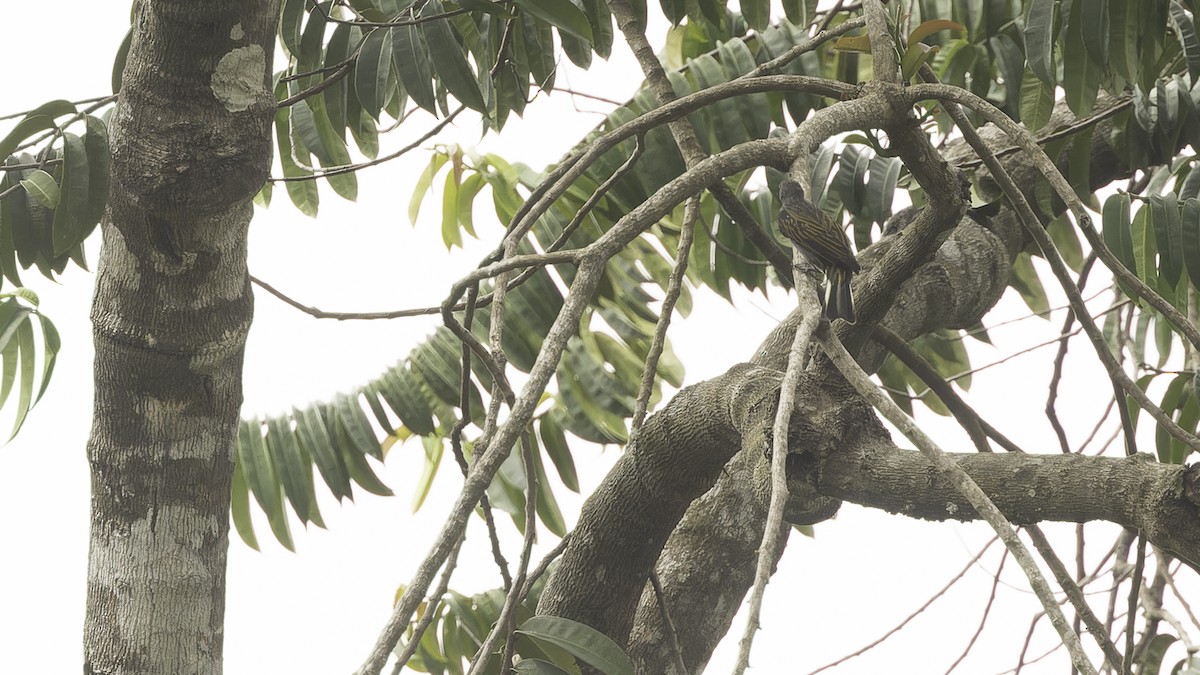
[
  {"xmin": 807, "ymin": 536, "xmax": 999, "ymax": 674},
  {"xmin": 944, "ymin": 549, "xmax": 1008, "ymax": 674},
  {"xmin": 1124, "ymin": 534, "xmax": 1147, "ymax": 674},
  {"xmin": 733, "ymin": 249, "xmax": 823, "ymax": 675},
  {"xmin": 818, "ymin": 323, "xmax": 1097, "ymax": 674},
  {"xmin": 270, "ymin": 106, "xmax": 465, "ymax": 182},
  {"xmin": 389, "ymin": 537, "xmax": 465, "ymax": 674},
  {"xmin": 909, "ymin": 75, "xmax": 1200, "ymax": 456},
  {"xmin": 630, "ymin": 196, "xmax": 697, "ymax": 435},
  {"xmin": 473, "ymin": 433, "xmax": 538, "ymax": 675}
]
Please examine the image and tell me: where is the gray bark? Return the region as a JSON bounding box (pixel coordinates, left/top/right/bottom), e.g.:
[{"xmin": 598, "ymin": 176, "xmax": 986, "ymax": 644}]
[
  {"xmin": 539, "ymin": 94, "xmax": 1197, "ymax": 675},
  {"xmin": 84, "ymin": 2, "xmax": 279, "ymax": 673}
]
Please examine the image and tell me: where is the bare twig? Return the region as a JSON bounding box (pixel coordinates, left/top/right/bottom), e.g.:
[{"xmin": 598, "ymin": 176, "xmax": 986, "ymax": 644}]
[
  {"xmin": 649, "ymin": 570, "xmax": 688, "ymax": 675},
  {"xmin": 389, "ymin": 538, "xmax": 465, "ymax": 674},
  {"xmin": 818, "ymin": 323, "xmax": 1097, "ymax": 674},
  {"xmin": 630, "ymin": 196, "xmax": 697, "ymax": 434},
  {"xmin": 808, "ymin": 536, "xmax": 999, "ymax": 674},
  {"xmin": 733, "ymin": 249, "xmax": 824, "ymax": 675}
]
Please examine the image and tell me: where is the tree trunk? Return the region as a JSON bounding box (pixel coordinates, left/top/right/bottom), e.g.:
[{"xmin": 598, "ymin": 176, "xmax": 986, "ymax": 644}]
[{"xmin": 84, "ymin": 2, "xmax": 279, "ymax": 673}]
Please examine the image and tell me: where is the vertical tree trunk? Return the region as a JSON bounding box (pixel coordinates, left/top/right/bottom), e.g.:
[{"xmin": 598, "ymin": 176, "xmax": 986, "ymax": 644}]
[{"xmin": 84, "ymin": 2, "xmax": 279, "ymax": 672}]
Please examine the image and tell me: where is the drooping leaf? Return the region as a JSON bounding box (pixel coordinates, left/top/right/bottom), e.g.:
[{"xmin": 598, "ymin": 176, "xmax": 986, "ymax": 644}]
[
  {"xmin": 512, "ymin": 0, "xmax": 594, "ymax": 43},
  {"xmin": 516, "ymin": 616, "xmax": 634, "ymax": 675}
]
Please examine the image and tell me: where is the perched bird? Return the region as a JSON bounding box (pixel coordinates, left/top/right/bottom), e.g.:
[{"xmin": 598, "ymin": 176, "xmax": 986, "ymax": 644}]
[{"xmin": 777, "ymin": 178, "xmax": 861, "ymax": 323}]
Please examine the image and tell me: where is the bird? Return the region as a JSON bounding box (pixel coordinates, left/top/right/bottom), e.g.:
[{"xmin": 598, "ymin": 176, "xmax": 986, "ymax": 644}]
[{"xmin": 776, "ymin": 178, "xmax": 861, "ymax": 323}]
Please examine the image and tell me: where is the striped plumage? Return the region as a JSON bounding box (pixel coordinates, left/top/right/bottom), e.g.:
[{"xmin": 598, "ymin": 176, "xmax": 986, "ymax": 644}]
[{"xmin": 777, "ymin": 178, "xmax": 861, "ymax": 323}]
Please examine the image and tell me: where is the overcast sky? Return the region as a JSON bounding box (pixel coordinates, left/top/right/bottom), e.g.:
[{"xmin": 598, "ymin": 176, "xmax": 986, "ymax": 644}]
[{"xmin": 1, "ymin": 4, "xmax": 1192, "ymax": 674}]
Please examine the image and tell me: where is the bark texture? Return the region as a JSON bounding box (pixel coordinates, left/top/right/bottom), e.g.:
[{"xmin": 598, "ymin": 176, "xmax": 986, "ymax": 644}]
[
  {"xmin": 84, "ymin": 2, "xmax": 278, "ymax": 673},
  {"xmin": 540, "ymin": 91, "xmax": 1199, "ymax": 674}
]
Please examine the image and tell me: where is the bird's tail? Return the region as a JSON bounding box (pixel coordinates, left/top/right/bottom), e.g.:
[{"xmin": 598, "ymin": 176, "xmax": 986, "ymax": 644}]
[{"xmin": 824, "ymin": 271, "xmax": 856, "ymax": 324}]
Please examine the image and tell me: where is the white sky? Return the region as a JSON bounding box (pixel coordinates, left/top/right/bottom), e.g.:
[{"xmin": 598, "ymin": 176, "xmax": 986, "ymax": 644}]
[{"xmin": 1, "ymin": 3, "xmax": 1195, "ymax": 674}]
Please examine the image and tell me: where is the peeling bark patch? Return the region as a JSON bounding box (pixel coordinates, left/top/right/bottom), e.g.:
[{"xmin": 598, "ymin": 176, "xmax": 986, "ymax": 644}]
[
  {"xmin": 210, "ymin": 46, "xmax": 265, "ymax": 113},
  {"xmin": 229, "ymin": 23, "xmax": 244, "ymax": 41}
]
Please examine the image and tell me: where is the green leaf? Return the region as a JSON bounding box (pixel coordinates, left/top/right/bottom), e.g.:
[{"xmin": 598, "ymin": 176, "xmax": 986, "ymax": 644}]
[
  {"xmin": 538, "ymin": 413, "xmax": 579, "ymax": 492},
  {"xmin": 740, "ymin": 0, "xmax": 770, "ymax": 30},
  {"xmin": 265, "ymin": 416, "xmax": 317, "ymax": 526},
  {"xmin": 393, "ymin": 24, "xmax": 437, "ymax": 114},
  {"xmin": 1024, "ymin": 0, "xmax": 1058, "ymax": 86},
  {"xmin": 410, "ymin": 151, "xmax": 449, "ymax": 224},
  {"xmin": 112, "ymin": 29, "xmax": 133, "ymax": 93},
  {"xmin": 1081, "ymin": 0, "xmax": 1109, "ymax": 65},
  {"xmin": 441, "ymin": 169, "xmax": 463, "ymax": 248},
  {"xmin": 336, "ymin": 417, "xmax": 392, "ymax": 497},
  {"xmin": 1102, "ymin": 193, "xmax": 1136, "ymax": 278},
  {"xmin": 1009, "ymin": 251, "xmax": 1050, "ymax": 317},
  {"xmin": 1151, "ymin": 193, "xmax": 1184, "ymax": 286},
  {"xmin": 867, "ymin": 155, "xmax": 901, "ymax": 224},
  {"xmin": 7, "ymin": 318, "xmax": 35, "ymax": 440},
  {"xmin": 83, "ymin": 116, "xmax": 110, "ymax": 227},
  {"xmin": 1182, "ymin": 197, "xmax": 1200, "ymax": 287},
  {"xmin": 413, "ymin": 435, "xmax": 443, "ymax": 512},
  {"xmin": 1170, "ymin": 1, "xmax": 1200, "ymax": 84},
  {"xmin": 517, "ymin": 616, "xmax": 634, "ymax": 675},
  {"xmin": 355, "ymin": 27, "xmax": 394, "ymax": 120},
  {"xmin": 0, "ymin": 114, "xmax": 57, "ymax": 161},
  {"xmin": 1132, "ymin": 202, "xmax": 1158, "ymax": 288},
  {"xmin": 1019, "ymin": 71, "xmax": 1055, "ymax": 132},
  {"xmin": 422, "ymin": 0, "xmax": 487, "ymax": 113},
  {"xmin": 19, "ymin": 170, "xmax": 59, "ymax": 210},
  {"xmin": 514, "ymin": 659, "xmax": 573, "ymax": 675},
  {"xmin": 530, "ymin": 438, "xmax": 567, "ymax": 536},
  {"xmin": 512, "ymin": 0, "xmax": 593, "ymax": 43},
  {"xmin": 275, "ymin": 82, "xmax": 319, "ymax": 217},
  {"xmin": 52, "ymin": 134, "xmax": 90, "ymax": 256},
  {"xmin": 295, "ymin": 405, "xmax": 352, "ymax": 500},
  {"xmin": 231, "ymin": 456, "xmax": 260, "ymax": 550},
  {"xmin": 32, "ymin": 314, "xmax": 57, "ymax": 406},
  {"xmin": 1063, "ymin": 0, "xmax": 1100, "ymax": 116},
  {"xmin": 336, "ymin": 393, "xmax": 381, "ymax": 459}
]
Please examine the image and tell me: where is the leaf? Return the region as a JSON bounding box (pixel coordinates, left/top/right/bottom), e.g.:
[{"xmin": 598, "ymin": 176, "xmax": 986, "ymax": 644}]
[
  {"xmin": 265, "ymin": 416, "xmax": 317, "ymax": 526},
  {"xmin": 393, "ymin": 24, "xmax": 437, "ymax": 114},
  {"xmin": 512, "ymin": 0, "xmax": 593, "ymax": 43},
  {"xmin": 539, "ymin": 413, "xmax": 579, "ymax": 492},
  {"xmin": 1102, "ymin": 193, "xmax": 1136, "ymax": 278},
  {"xmin": 421, "ymin": 0, "xmax": 487, "ymax": 113},
  {"xmin": 52, "ymin": 133, "xmax": 90, "ymax": 256},
  {"xmin": 230, "ymin": 456, "xmax": 260, "ymax": 550},
  {"xmin": 0, "ymin": 115, "xmax": 56, "ymax": 161},
  {"xmin": 517, "ymin": 616, "xmax": 634, "ymax": 675},
  {"xmin": 295, "ymin": 405, "xmax": 351, "ymax": 500},
  {"xmin": 1019, "ymin": 71, "xmax": 1055, "ymax": 132},
  {"xmin": 1024, "ymin": 0, "xmax": 1058, "ymax": 86},
  {"xmin": 1063, "ymin": 0, "xmax": 1100, "ymax": 116},
  {"xmin": 336, "ymin": 393, "xmax": 381, "ymax": 459},
  {"xmin": 112, "ymin": 28, "xmax": 133, "ymax": 93},
  {"xmin": 514, "ymin": 659, "xmax": 573, "ymax": 675},
  {"xmin": 19, "ymin": 170, "xmax": 59, "ymax": 210},
  {"xmin": 867, "ymin": 155, "xmax": 901, "ymax": 224},
  {"xmin": 32, "ymin": 314, "xmax": 58, "ymax": 406},
  {"xmin": 740, "ymin": 0, "xmax": 770, "ymax": 30},
  {"xmin": 7, "ymin": 318, "xmax": 35, "ymax": 440},
  {"xmin": 274, "ymin": 81, "xmax": 319, "ymax": 217},
  {"xmin": 355, "ymin": 27, "xmax": 394, "ymax": 120},
  {"xmin": 1182, "ymin": 197, "xmax": 1200, "ymax": 287},
  {"xmin": 410, "ymin": 151, "xmax": 449, "ymax": 224},
  {"xmin": 1170, "ymin": 1, "xmax": 1200, "ymax": 84},
  {"xmin": 1009, "ymin": 251, "xmax": 1050, "ymax": 317},
  {"xmin": 83, "ymin": 116, "xmax": 110, "ymax": 227},
  {"xmin": 908, "ymin": 19, "xmax": 964, "ymax": 45},
  {"xmin": 1150, "ymin": 193, "xmax": 1184, "ymax": 286},
  {"xmin": 412, "ymin": 434, "xmax": 443, "ymax": 512},
  {"xmin": 1081, "ymin": 0, "xmax": 1109, "ymax": 65}
]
